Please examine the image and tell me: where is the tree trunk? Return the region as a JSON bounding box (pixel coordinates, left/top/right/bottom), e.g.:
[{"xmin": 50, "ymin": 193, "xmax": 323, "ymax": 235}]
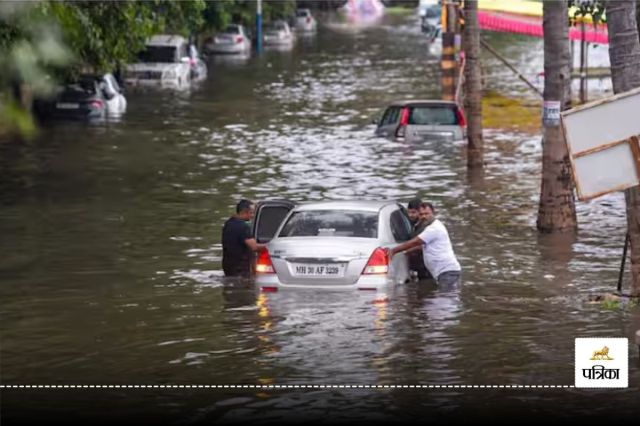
[
  {"xmin": 463, "ymin": 0, "xmax": 484, "ymax": 168},
  {"xmin": 606, "ymin": 0, "xmax": 640, "ymax": 296},
  {"xmin": 537, "ymin": 0, "xmax": 577, "ymax": 233}
]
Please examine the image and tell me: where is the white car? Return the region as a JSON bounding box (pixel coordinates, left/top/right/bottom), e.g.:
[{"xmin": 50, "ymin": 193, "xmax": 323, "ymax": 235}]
[
  {"xmin": 125, "ymin": 35, "xmax": 207, "ymax": 89},
  {"xmin": 263, "ymin": 20, "xmax": 294, "ymax": 47},
  {"xmin": 253, "ymin": 200, "xmax": 412, "ymax": 292},
  {"xmin": 204, "ymin": 24, "xmax": 251, "ymax": 54},
  {"xmin": 294, "ymin": 9, "xmax": 317, "ymax": 33}
]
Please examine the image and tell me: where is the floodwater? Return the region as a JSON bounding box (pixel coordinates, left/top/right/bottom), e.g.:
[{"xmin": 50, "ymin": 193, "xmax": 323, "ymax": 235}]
[{"xmin": 0, "ymin": 12, "xmax": 637, "ymax": 424}]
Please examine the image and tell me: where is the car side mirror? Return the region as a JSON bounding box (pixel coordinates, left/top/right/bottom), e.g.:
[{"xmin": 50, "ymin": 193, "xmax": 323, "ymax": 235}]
[{"xmin": 371, "ymin": 118, "xmax": 380, "ymax": 125}]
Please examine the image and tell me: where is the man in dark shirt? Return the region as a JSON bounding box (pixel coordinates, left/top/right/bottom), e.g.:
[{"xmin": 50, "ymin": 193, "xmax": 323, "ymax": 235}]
[
  {"xmin": 222, "ymin": 199, "xmax": 266, "ymax": 277},
  {"xmin": 406, "ymin": 198, "xmax": 430, "ymax": 279}
]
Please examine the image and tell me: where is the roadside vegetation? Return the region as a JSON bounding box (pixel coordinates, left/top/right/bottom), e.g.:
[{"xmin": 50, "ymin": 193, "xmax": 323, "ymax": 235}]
[{"xmin": 0, "ymin": 0, "xmax": 296, "ymax": 139}]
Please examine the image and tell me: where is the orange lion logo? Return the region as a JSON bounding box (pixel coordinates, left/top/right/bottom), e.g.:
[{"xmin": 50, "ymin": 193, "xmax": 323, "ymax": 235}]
[{"xmin": 590, "ymin": 346, "xmax": 613, "ymax": 360}]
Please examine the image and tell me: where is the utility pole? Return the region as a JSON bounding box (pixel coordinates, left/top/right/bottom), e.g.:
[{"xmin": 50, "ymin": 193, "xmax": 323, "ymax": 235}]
[
  {"xmin": 256, "ymin": 0, "xmax": 263, "ymax": 54},
  {"xmin": 441, "ymin": 1, "xmax": 459, "ymax": 101}
]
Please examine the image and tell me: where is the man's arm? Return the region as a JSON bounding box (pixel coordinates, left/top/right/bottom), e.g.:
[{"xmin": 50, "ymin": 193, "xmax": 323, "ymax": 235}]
[
  {"xmin": 245, "ymin": 238, "xmax": 267, "ymax": 252},
  {"xmin": 389, "ymin": 236, "xmax": 424, "ymax": 257}
]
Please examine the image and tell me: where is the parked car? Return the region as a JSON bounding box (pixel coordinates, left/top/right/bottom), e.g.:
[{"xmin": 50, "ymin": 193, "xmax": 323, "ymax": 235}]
[
  {"xmin": 263, "ymin": 20, "xmax": 294, "ymax": 47},
  {"xmin": 36, "ymin": 73, "xmax": 126, "ymax": 121},
  {"xmin": 293, "ymin": 8, "xmax": 317, "ymax": 32},
  {"xmin": 374, "ymin": 100, "xmax": 467, "ymax": 142},
  {"xmin": 204, "ymin": 24, "xmax": 251, "ymax": 54},
  {"xmin": 252, "ymin": 200, "xmax": 412, "ymax": 291},
  {"xmin": 125, "ymin": 35, "xmax": 206, "ymax": 88}
]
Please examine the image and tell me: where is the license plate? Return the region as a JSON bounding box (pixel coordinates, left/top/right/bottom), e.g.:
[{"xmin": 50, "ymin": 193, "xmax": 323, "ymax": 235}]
[
  {"xmin": 56, "ymin": 103, "xmax": 79, "ymax": 109},
  {"xmin": 291, "ymin": 263, "xmax": 346, "ymax": 277}
]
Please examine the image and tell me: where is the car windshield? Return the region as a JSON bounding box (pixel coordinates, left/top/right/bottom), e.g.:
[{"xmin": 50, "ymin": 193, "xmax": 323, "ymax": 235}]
[
  {"xmin": 137, "ymin": 46, "xmax": 177, "ymax": 63},
  {"xmin": 409, "ymin": 106, "xmax": 458, "ymax": 125},
  {"xmin": 279, "ymin": 210, "xmax": 378, "ymax": 238},
  {"xmin": 224, "ymin": 25, "xmax": 240, "ymax": 34},
  {"xmin": 425, "ymin": 6, "xmax": 441, "ymax": 18},
  {"xmin": 63, "ymin": 78, "xmax": 97, "ymax": 96},
  {"xmin": 296, "ymin": 10, "xmax": 310, "ymax": 17}
]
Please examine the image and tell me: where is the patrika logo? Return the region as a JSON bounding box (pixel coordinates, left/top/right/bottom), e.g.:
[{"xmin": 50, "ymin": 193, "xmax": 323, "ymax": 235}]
[
  {"xmin": 590, "ymin": 346, "xmax": 613, "ymax": 360},
  {"xmin": 575, "ymin": 338, "xmax": 628, "ymax": 388}
]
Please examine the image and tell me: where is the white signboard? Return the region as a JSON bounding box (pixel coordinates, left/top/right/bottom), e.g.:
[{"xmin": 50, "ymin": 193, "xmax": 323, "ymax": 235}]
[{"xmin": 561, "ymin": 86, "xmax": 640, "ymax": 200}]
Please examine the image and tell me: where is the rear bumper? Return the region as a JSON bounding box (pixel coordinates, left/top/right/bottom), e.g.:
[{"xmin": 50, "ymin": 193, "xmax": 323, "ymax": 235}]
[
  {"xmin": 206, "ymin": 43, "xmax": 247, "ymax": 54},
  {"xmin": 256, "ymin": 273, "xmax": 393, "ymax": 291}
]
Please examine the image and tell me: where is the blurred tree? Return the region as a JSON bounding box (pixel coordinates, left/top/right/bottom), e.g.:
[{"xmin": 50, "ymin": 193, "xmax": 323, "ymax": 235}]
[
  {"xmin": 44, "ymin": 0, "xmax": 206, "ymax": 74},
  {"xmin": 0, "ymin": 1, "xmax": 71, "ymax": 139}
]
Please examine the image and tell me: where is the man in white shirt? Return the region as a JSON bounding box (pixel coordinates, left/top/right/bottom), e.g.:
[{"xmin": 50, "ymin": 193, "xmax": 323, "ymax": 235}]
[{"xmin": 390, "ymin": 202, "xmax": 461, "ymax": 285}]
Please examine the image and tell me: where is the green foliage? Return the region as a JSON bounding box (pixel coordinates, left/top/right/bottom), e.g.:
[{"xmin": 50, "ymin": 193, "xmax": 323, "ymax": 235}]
[
  {"xmin": 200, "ymin": 0, "xmax": 297, "ymax": 32},
  {"xmin": 568, "ymin": 0, "xmax": 606, "ymax": 25},
  {"xmin": 42, "ymin": 1, "xmax": 206, "ymax": 74},
  {"xmin": 0, "ymin": 1, "xmax": 72, "ymax": 139}
]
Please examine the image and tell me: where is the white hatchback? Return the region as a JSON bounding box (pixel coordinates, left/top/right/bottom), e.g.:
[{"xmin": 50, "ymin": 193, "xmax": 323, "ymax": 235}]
[{"xmin": 253, "ymin": 201, "xmax": 412, "ymax": 291}]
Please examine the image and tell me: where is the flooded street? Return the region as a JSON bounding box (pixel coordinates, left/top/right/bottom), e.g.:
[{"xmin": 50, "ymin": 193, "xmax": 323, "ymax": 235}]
[{"xmin": 1, "ymin": 12, "xmax": 638, "ymax": 424}]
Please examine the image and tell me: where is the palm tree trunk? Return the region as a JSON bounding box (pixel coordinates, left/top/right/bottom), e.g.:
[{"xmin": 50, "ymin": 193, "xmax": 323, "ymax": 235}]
[
  {"xmin": 463, "ymin": 0, "xmax": 483, "ymax": 168},
  {"xmin": 606, "ymin": 0, "xmax": 640, "ymax": 296},
  {"xmin": 537, "ymin": 0, "xmax": 577, "ymax": 233}
]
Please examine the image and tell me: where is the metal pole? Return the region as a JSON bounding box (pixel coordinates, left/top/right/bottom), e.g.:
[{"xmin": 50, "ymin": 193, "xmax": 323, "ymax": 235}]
[
  {"xmin": 618, "ymin": 233, "xmax": 630, "ymax": 293},
  {"xmin": 480, "ymin": 39, "xmax": 543, "ymax": 97},
  {"xmin": 580, "ymin": 20, "xmax": 587, "ymax": 103},
  {"xmin": 256, "ymin": 0, "xmax": 263, "ymax": 54}
]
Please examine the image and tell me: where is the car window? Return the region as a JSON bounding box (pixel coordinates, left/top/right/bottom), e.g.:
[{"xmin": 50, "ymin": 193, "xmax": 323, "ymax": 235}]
[
  {"xmin": 390, "ymin": 209, "xmax": 412, "ymax": 242},
  {"xmin": 297, "ymin": 10, "xmax": 310, "ymax": 17},
  {"xmin": 255, "ymin": 205, "xmax": 292, "ymax": 243},
  {"xmin": 381, "ymin": 107, "xmax": 400, "ymax": 126},
  {"xmin": 225, "ymin": 25, "xmax": 240, "ymax": 34},
  {"xmin": 279, "ymin": 210, "xmax": 378, "ymax": 238},
  {"xmin": 64, "ymin": 78, "xmax": 97, "ymax": 96},
  {"xmin": 425, "ymin": 6, "xmax": 441, "ymax": 18},
  {"xmin": 409, "ymin": 106, "xmax": 458, "ymax": 125}
]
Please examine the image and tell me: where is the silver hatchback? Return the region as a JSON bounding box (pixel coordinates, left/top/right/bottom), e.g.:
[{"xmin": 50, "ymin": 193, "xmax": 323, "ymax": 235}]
[
  {"xmin": 253, "ymin": 201, "xmax": 412, "ymax": 291},
  {"xmin": 374, "ymin": 100, "xmax": 466, "ymax": 142}
]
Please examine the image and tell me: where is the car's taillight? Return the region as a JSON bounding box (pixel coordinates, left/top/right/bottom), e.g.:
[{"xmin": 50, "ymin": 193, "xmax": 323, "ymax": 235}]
[
  {"xmin": 362, "ymin": 248, "xmax": 389, "ymax": 275},
  {"xmin": 256, "ymin": 250, "xmax": 276, "ymax": 274},
  {"xmin": 261, "ymin": 286, "xmax": 278, "ymax": 292},
  {"xmin": 306, "ymin": 16, "xmax": 311, "ymax": 24},
  {"xmin": 89, "ymin": 100, "xmax": 104, "ymax": 109},
  {"xmin": 236, "ymin": 36, "xmax": 244, "ymax": 44},
  {"xmin": 456, "ymin": 106, "xmax": 467, "ymax": 128},
  {"xmin": 395, "ymin": 107, "xmax": 410, "ymax": 139}
]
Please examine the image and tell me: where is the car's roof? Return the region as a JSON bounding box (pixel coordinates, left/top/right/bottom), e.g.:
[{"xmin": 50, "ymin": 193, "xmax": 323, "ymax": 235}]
[
  {"xmin": 147, "ymin": 35, "xmax": 187, "ymax": 47},
  {"xmin": 387, "ymin": 99, "xmax": 457, "ymax": 107},
  {"xmin": 294, "ymin": 200, "xmax": 399, "ymax": 212}
]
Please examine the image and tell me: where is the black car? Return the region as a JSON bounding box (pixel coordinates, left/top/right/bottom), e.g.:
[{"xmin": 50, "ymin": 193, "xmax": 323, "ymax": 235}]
[{"xmin": 34, "ymin": 74, "xmax": 124, "ymax": 121}]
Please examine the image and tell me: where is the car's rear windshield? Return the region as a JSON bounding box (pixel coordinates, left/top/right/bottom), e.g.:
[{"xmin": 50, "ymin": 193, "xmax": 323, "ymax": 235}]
[
  {"xmin": 224, "ymin": 25, "xmax": 240, "ymax": 34},
  {"xmin": 63, "ymin": 79, "xmax": 97, "ymax": 97},
  {"xmin": 279, "ymin": 210, "xmax": 378, "ymax": 238},
  {"xmin": 296, "ymin": 10, "xmax": 310, "ymax": 17},
  {"xmin": 409, "ymin": 105, "xmax": 458, "ymax": 125}
]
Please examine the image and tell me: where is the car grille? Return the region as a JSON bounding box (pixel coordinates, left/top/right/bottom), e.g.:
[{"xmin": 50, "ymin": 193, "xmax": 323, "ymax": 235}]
[{"xmin": 133, "ymin": 70, "xmax": 163, "ymax": 80}]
